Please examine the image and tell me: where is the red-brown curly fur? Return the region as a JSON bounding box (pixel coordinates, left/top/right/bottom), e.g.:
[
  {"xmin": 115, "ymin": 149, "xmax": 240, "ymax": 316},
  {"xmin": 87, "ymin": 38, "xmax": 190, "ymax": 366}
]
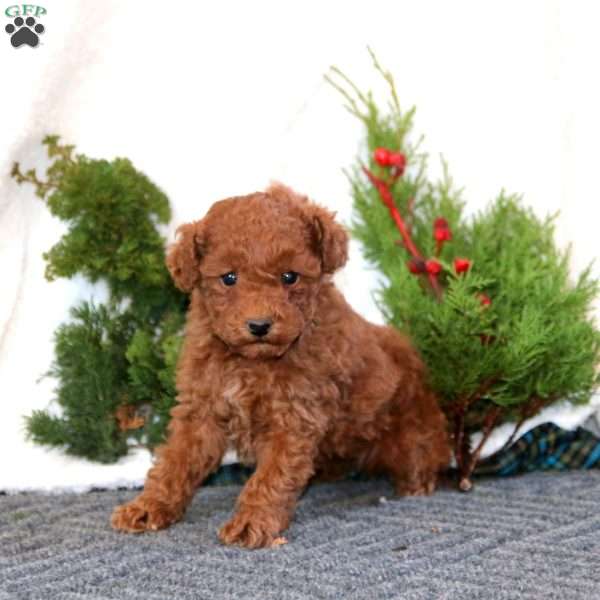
[{"xmin": 111, "ymin": 183, "xmax": 450, "ymax": 548}]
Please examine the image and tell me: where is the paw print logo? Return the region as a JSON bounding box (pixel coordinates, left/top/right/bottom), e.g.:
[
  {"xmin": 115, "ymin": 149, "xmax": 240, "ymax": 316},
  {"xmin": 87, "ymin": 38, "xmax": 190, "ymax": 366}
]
[{"xmin": 5, "ymin": 16, "xmax": 45, "ymax": 48}]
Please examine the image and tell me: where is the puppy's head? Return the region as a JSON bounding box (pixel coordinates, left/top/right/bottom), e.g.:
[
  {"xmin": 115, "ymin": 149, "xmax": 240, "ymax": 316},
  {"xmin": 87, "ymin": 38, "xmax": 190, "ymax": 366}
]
[{"xmin": 167, "ymin": 184, "xmax": 348, "ymax": 359}]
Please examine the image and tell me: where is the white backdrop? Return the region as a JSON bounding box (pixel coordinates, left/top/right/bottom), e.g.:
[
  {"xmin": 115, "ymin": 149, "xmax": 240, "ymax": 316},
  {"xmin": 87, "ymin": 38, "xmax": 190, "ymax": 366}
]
[{"xmin": 1, "ymin": 0, "xmax": 599, "ymax": 491}]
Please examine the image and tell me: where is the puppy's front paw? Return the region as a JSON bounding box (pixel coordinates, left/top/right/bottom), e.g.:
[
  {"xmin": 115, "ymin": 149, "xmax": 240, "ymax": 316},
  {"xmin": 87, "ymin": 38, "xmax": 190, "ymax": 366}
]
[
  {"xmin": 218, "ymin": 509, "xmax": 285, "ymax": 549},
  {"xmin": 111, "ymin": 495, "xmax": 180, "ymax": 533}
]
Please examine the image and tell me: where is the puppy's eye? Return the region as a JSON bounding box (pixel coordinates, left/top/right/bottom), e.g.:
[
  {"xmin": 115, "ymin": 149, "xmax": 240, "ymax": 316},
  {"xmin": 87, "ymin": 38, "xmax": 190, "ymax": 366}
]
[
  {"xmin": 281, "ymin": 271, "xmax": 299, "ymax": 285},
  {"xmin": 220, "ymin": 272, "xmax": 237, "ymax": 286}
]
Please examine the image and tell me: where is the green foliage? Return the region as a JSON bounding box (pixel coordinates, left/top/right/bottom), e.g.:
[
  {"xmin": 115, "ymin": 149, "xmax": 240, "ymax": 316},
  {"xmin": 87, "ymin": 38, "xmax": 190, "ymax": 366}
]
[
  {"xmin": 14, "ymin": 137, "xmax": 187, "ymax": 462},
  {"xmin": 125, "ymin": 308, "xmax": 185, "ymax": 447},
  {"xmin": 328, "ymin": 53, "xmax": 600, "ymax": 461},
  {"xmin": 27, "ymin": 303, "xmax": 131, "ymax": 463},
  {"xmin": 13, "ymin": 136, "xmax": 183, "ymax": 323}
]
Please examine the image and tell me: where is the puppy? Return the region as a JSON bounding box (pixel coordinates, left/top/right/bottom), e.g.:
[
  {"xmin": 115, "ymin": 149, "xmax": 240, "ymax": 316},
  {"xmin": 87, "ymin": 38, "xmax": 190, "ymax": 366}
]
[{"xmin": 111, "ymin": 183, "xmax": 450, "ymax": 548}]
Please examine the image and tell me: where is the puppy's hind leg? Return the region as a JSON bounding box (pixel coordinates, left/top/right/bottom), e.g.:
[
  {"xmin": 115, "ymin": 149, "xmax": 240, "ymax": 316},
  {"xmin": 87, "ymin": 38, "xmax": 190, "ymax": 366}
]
[
  {"xmin": 364, "ymin": 404, "xmax": 450, "ymax": 497},
  {"xmin": 366, "ymin": 432, "xmax": 436, "ymax": 496},
  {"xmin": 370, "ymin": 329, "xmax": 451, "ymax": 495}
]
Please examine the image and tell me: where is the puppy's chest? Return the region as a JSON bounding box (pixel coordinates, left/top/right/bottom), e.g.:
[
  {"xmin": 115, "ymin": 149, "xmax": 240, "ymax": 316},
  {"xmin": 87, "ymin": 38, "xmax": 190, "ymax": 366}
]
[
  {"xmin": 214, "ymin": 371, "xmax": 273, "ymax": 463},
  {"xmin": 212, "ymin": 365, "xmax": 342, "ymax": 464}
]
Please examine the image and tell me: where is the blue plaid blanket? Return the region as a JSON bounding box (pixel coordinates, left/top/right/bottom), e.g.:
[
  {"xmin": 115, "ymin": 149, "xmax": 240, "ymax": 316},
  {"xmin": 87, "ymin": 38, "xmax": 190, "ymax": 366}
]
[{"xmin": 474, "ymin": 421, "xmax": 600, "ymax": 476}]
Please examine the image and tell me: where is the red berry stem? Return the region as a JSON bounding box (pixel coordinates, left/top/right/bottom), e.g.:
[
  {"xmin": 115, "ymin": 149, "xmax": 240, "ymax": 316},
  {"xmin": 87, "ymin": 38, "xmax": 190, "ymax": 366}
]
[
  {"xmin": 362, "ymin": 166, "xmax": 419, "ymax": 255},
  {"xmin": 362, "ymin": 165, "xmax": 442, "ymax": 301}
]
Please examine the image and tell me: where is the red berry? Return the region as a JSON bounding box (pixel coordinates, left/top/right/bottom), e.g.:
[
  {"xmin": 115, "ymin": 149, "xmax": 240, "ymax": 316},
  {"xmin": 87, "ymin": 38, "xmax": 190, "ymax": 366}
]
[
  {"xmin": 407, "ymin": 258, "xmax": 426, "ymax": 274},
  {"xmin": 479, "ymin": 293, "xmax": 492, "ymax": 307},
  {"xmin": 434, "ymin": 217, "xmax": 449, "ymax": 229},
  {"xmin": 374, "ymin": 147, "xmax": 392, "ymax": 167},
  {"xmin": 425, "ymin": 259, "xmax": 442, "ymax": 276},
  {"xmin": 388, "ymin": 152, "xmax": 406, "ymax": 171},
  {"xmin": 434, "ymin": 228, "xmax": 452, "ymax": 242},
  {"xmin": 454, "ymin": 258, "xmax": 471, "ymax": 274}
]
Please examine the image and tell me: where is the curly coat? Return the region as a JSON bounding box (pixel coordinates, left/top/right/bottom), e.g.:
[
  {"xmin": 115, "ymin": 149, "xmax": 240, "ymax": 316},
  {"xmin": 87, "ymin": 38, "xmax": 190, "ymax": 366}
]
[{"xmin": 111, "ymin": 183, "xmax": 450, "ymax": 548}]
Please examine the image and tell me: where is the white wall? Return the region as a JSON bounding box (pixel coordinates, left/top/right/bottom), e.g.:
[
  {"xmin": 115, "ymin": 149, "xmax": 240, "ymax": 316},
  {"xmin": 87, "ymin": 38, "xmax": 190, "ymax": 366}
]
[{"xmin": 1, "ymin": 0, "xmax": 598, "ymax": 491}]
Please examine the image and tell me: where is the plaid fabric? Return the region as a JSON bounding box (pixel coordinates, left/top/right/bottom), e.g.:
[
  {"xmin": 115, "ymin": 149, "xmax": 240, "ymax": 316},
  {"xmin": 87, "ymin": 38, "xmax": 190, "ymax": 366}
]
[
  {"xmin": 474, "ymin": 422, "xmax": 600, "ymax": 477},
  {"xmin": 203, "ymin": 422, "xmax": 600, "ymax": 485},
  {"xmin": 204, "ymin": 463, "xmax": 254, "ymax": 486}
]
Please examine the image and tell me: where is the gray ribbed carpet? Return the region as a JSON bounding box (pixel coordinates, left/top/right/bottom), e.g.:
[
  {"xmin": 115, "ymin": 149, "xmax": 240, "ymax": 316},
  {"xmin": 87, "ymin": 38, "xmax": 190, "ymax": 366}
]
[{"xmin": 1, "ymin": 471, "xmax": 600, "ymax": 600}]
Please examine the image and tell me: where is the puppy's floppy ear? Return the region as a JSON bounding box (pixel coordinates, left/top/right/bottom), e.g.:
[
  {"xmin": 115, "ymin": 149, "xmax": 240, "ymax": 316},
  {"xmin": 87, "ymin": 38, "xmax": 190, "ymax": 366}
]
[
  {"xmin": 166, "ymin": 220, "xmax": 205, "ymax": 292},
  {"xmin": 266, "ymin": 182, "xmax": 349, "ymax": 274},
  {"xmin": 306, "ymin": 204, "xmax": 349, "ymax": 274}
]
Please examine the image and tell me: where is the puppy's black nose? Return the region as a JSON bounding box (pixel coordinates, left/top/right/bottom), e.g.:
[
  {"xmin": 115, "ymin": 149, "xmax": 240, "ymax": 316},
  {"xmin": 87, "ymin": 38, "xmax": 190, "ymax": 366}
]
[{"xmin": 247, "ymin": 319, "xmax": 272, "ymax": 337}]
